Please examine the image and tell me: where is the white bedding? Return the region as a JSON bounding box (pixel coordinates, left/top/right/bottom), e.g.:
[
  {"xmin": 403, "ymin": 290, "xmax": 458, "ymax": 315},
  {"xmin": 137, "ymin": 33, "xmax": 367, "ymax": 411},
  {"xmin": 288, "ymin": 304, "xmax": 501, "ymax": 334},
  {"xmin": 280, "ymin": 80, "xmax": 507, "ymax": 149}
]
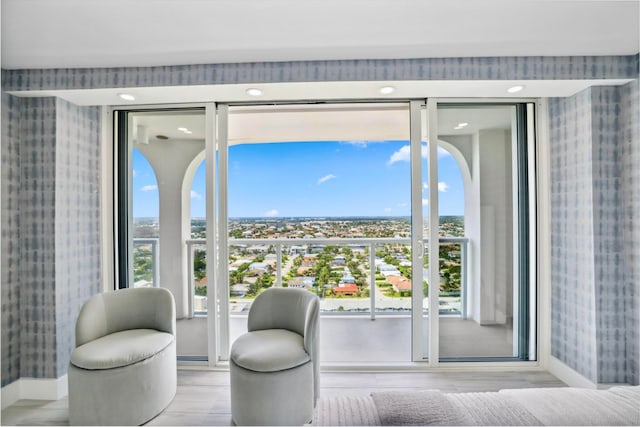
[{"xmin": 312, "ymin": 386, "xmax": 640, "ymax": 426}]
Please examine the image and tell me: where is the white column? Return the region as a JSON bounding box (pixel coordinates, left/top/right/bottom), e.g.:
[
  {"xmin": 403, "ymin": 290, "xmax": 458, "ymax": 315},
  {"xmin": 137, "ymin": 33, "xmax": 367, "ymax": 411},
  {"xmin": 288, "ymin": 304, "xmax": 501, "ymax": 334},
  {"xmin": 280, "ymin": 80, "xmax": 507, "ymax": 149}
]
[{"xmin": 136, "ymin": 139, "xmax": 204, "ymax": 318}]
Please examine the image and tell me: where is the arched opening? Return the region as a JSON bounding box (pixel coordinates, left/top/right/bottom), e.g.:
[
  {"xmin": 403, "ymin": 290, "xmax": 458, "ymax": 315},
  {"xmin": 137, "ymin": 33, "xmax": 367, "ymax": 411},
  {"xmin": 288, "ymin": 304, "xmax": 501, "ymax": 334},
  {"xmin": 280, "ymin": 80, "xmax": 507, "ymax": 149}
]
[{"xmin": 131, "ymin": 148, "xmax": 160, "ymax": 288}]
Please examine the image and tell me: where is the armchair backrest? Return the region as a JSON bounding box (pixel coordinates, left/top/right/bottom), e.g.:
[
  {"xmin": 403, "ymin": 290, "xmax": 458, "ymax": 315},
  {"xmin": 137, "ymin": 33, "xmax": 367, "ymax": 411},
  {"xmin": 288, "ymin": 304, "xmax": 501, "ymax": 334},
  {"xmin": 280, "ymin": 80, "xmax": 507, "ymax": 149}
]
[
  {"xmin": 75, "ymin": 287, "xmax": 176, "ymax": 347},
  {"xmin": 248, "ymin": 287, "xmax": 319, "ymax": 353}
]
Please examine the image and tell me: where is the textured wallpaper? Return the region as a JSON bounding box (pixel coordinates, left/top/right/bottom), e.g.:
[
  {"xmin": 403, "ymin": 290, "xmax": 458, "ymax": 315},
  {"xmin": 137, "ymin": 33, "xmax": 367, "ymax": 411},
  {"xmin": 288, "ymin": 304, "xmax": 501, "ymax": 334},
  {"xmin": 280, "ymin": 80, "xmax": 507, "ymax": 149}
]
[
  {"xmin": 620, "ymin": 80, "xmax": 640, "ymax": 385},
  {"xmin": 2, "ymin": 55, "xmax": 638, "ymax": 92},
  {"xmin": 549, "ymin": 90, "xmax": 598, "ymax": 383},
  {"xmin": 591, "ymin": 86, "xmax": 626, "ymax": 384},
  {"xmin": 1, "ymin": 96, "xmax": 101, "ymax": 382},
  {"xmin": 1, "ymin": 93, "xmax": 22, "ymax": 386},
  {"xmin": 19, "ymin": 97, "xmax": 59, "ymax": 379},
  {"xmin": 549, "ymin": 83, "xmax": 639, "ymax": 385},
  {"xmin": 53, "ymin": 99, "xmax": 101, "ymax": 376}
]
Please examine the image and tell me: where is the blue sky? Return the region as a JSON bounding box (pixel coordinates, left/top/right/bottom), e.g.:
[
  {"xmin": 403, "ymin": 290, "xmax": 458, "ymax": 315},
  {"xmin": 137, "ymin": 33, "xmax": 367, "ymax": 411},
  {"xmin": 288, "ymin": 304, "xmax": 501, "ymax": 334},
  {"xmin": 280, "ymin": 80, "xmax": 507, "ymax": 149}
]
[{"xmin": 132, "ymin": 141, "xmax": 464, "ymax": 218}]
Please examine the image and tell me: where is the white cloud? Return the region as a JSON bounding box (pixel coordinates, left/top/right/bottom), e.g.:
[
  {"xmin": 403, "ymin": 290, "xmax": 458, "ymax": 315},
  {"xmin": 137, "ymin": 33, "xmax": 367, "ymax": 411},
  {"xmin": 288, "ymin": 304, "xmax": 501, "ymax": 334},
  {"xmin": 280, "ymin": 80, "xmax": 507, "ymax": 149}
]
[
  {"xmin": 423, "ymin": 181, "xmax": 449, "ymax": 192},
  {"xmin": 342, "ymin": 141, "xmax": 368, "ymax": 148},
  {"xmin": 384, "ymin": 207, "xmax": 393, "ymax": 213},
  {"xmin": 264, "ymin": 209, "xmax": 279, "ymax": 217},
  {"xmin": 132, "ymin": 169, "xmax": 137, "ymax": 178},
  {"xmin": 388, "ymin": 145, "xmax": 411, "ymax": 165},
  {"xmin": 422, "ymin": 198, "xmax": 429, "ymax": 206},
  {"xmin": 140, "ymin": 185, "xmax": 157, "ymax": 192},
  {"xmin": 388, "ymin": 145, "xmax": 451, "ymax": 165},
  {"xmin": 397, "ymin": 202, "xmax": 408, "ymax": 208},
  {"xmin": 191, "ymin": 190, "xmax": 202, "ymax": 200},
  {"xmin": 317, "ymin": 174, "xmax": 337, "ymax": 185}
]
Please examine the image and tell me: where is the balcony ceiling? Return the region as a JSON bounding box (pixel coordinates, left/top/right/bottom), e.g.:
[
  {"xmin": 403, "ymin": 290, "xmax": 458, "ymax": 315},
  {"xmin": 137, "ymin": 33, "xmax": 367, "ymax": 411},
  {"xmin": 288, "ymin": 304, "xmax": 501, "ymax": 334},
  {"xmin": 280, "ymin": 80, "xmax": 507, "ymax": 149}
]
[{"xmin": 2, "ymin": 0, "xmax": 639, "ymax": 70}]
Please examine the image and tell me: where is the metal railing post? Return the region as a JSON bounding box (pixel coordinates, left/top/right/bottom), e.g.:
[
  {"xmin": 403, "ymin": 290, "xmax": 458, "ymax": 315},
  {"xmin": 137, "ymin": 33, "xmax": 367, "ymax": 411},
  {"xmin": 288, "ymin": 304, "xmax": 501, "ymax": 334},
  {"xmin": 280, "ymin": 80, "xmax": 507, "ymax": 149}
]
[
  {"xmin": 461, "ymin": 239, "xmax": 468, "ymax": 319},
  {"xmin": 370, "ymin": 242, "xmax": 376, "ymax": 320},
  {"xmin": 276, "ymin": 243, "xmax": 282, "ymax": 287},
  {"xmin": 186, "ymin": 241, "xmax": 194, "ymax": 318},
  {"xmin": 151, "ymin": 239, "xmax": 159, "ymax": 288}
]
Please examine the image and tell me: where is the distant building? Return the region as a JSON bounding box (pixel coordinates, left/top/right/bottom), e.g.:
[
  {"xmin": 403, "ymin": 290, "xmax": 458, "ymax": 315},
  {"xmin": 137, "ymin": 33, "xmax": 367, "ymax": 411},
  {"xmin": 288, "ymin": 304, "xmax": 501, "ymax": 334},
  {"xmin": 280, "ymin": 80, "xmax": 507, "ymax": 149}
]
[
  {"xmin": 288, "ymin": 277, "xmax": 316, "ymax": 289},
  {"xmin": 387, "ymin": 276, "xmax": 412, "ymax": 293},
  {"xmin": 333, "ymin": 283, "xmax": 358, "ymax": 296},
  {"xmin": 230, "ymin": 284, "xmax": 249, "ymax": 296},
  {"xmin": 247, "ymin": 245, "xmax": 270, "ymax": 254},
  {"xmin": 289, "ymin": 245, "xmax": 307, "ymax": 255},
  {"xmin": 332, "ymin": 255, "xmax": 346, "ymax": 266},
  {"xmin": 248, "ymin": 262, "xmax": 270, "ymax": 274},
  {"xmin": 340, "ymin": 274, "xmax": 356, "ymax": 284},
  {"xmin": 378, "ymin": 263, "xmax": 401, "ymax": 276}
]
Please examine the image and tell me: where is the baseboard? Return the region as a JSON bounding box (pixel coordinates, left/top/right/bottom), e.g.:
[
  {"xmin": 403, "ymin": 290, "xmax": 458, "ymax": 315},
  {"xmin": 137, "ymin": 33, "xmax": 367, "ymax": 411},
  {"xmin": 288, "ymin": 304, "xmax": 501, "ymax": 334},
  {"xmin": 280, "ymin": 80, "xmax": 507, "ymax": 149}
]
[
  {"xmin": 548, "ymin": 355, "xmax": 597, "ymax": 389},
  {"xmin": 1, "ymin": 375, "xmax": 68, "ymax": 408},
  {"xmin": 1, "ymin": 379, "xmax": 21, "ymax": 409}
]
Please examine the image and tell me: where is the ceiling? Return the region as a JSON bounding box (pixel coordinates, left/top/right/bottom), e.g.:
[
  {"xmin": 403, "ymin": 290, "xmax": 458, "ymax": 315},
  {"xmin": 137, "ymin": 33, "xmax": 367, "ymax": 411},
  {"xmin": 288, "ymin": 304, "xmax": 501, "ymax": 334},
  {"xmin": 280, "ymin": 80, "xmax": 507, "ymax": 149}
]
[
  {"xmin": 2, "ymin": 0, "xmax": 639, "ymax": 70},
  {"xmin": 2, "ymin": 0, "xmax": 638, "ymax": 105}
]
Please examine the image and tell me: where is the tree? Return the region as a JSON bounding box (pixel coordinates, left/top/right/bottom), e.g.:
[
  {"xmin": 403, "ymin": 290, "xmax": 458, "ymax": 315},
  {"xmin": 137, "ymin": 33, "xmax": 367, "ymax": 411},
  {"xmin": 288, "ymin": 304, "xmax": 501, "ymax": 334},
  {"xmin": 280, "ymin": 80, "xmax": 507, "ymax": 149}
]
[{"xmin": 193, "ymin": 249, "xmax": 206, "ymax": 281}]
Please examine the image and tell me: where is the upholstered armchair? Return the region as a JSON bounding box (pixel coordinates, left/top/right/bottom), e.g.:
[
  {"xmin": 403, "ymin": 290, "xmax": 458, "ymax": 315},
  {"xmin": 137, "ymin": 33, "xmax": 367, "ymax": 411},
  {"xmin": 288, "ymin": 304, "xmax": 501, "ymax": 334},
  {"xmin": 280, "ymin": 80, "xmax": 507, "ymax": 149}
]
[
  {"xmin": 68, "ymin": 287, "xmax": 177, "ymax": 426},
  {"xmin": 230, "ymin": 287, "xmax": 320, "ymax": 426}
]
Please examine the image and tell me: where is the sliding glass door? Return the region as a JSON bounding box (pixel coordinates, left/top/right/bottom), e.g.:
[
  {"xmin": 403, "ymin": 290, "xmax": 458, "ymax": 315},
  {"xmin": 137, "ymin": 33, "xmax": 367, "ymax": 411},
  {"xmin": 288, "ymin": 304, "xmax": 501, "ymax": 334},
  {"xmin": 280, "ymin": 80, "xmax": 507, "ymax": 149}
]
[
  {"xmin": 116, "ymin": 99, "xmax": 537, "ymax": 365},
  {"xmin": 422, "ymin": 101, "xmax": 536, "ymax": 362}
]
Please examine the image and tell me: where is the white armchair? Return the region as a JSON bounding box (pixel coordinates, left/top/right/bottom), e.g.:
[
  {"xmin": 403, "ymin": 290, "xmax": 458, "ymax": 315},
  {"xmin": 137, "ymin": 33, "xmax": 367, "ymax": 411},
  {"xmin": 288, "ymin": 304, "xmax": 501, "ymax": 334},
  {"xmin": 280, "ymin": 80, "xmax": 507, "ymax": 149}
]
[
  {"xmin": 68, "ymin": 287, "xmax": 177, "ymax": 426},
  {"xmin": 230, "ymin": 287, "xmax": 320, "ymax": 426}
]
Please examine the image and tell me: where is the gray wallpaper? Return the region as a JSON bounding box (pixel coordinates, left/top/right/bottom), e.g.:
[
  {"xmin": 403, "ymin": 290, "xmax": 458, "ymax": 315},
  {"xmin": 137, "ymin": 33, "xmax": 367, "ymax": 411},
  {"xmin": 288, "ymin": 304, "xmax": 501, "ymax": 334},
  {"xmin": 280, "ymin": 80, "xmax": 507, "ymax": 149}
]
[
  {"xmin": 549, "ymin": 83, "xmax": 640, "ymax": 385},
  {"xmin": 19, "ymin": 97, "xmax": 59, "ymax": 379},
  {"xmin": 620, "ymin": 80, "xmax": 640, "ymax": 385},
  {"xmin": 1, "ymin": 93, "xmax": 22, "ymax": 386},
  {"xmin": 1, "ymin": 96, "xmax": 101, "ymax": 383},
  {"xmin": 549, "ymin": 89, "xmax": 598, "ymax": 383},
  {"xmin": 2, "ymin": 55, "xmax": 638, "ymax": 92},
  {"xmin": 1, "ymin": 54, "xmax": 638, "ymax": 386},
  {"xmin": 53, "ymin": 99, "xmax": 101, "ymax": 376},
  {"xmin": 591, "ymin": 86, "xmax": 626, "ymax": 384}
]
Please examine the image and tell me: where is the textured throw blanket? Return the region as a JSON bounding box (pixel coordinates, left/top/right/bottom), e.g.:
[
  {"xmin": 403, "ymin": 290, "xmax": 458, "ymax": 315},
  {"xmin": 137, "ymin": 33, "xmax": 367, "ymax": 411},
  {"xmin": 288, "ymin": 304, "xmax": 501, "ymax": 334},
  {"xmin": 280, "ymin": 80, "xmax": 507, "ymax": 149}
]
[{"xmin": 312, "ymin": 386, "xmax": 640, "ymax": 426}]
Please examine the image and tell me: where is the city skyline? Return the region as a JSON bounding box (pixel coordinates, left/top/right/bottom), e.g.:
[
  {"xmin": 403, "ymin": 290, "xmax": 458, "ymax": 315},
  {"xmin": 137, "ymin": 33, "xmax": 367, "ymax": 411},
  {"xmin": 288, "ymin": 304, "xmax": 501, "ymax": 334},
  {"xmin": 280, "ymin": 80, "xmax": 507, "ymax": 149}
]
[{"xmin": 132, "ymin": 140, "xmax": 465, "ymax": 218}]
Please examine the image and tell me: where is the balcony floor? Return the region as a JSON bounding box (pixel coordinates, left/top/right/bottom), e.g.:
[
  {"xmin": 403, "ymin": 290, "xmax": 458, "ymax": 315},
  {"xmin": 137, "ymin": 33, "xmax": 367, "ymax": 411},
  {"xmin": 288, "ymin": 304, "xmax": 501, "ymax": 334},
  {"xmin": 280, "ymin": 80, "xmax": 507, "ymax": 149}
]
[{"xmin": 230, "ymin": 315, "xmax": 515, "ymax": 363}]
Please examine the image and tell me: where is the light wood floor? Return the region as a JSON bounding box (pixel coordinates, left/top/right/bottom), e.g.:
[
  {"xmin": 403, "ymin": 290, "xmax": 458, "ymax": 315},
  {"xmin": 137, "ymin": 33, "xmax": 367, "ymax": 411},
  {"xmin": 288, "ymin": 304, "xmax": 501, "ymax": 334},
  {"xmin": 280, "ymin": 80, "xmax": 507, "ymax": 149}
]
[{"xmin": 1, "ymin": 369, "xmax": 566, "ymax": 426}]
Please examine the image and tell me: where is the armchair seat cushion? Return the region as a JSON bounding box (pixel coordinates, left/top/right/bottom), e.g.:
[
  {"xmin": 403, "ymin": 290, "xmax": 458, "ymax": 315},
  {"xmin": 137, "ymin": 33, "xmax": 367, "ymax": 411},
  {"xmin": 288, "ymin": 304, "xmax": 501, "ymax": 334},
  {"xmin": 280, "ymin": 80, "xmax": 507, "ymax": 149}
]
[
  {"xmin": 70, "ymin": 328, "xmax": 174, "ymax": 370},
  {"xmin": 231, "ymin": 329, "xmax": 310, "ymax": 372}
]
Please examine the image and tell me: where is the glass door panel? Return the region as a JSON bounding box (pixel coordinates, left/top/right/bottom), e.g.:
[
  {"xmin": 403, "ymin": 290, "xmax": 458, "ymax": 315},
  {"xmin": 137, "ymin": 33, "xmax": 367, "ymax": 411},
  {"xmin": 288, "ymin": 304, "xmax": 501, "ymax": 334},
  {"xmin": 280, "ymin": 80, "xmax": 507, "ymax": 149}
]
[
  {"xmin": 436, "ymin": 104, "xmax": 532, "ymax": 360},
  {"xmin": 126, "ymin": 109, "xmax": 208, "ymax": 359},
  {"xmin": 224, "ymin": 103, "xmax": 413, "ymax": 363}
]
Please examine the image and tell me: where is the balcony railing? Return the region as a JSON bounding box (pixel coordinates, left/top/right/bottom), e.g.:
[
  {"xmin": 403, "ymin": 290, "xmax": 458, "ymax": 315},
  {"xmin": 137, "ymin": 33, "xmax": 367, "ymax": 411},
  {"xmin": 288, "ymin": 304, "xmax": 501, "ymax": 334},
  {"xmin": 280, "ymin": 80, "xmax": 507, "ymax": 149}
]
[
  {"xmin": 180, "ymin": 237, "xmax": 469, "ymax": 319},
  {"xmin": 132, "ymin": 238, "xmax": 160, "ymax": 288}
]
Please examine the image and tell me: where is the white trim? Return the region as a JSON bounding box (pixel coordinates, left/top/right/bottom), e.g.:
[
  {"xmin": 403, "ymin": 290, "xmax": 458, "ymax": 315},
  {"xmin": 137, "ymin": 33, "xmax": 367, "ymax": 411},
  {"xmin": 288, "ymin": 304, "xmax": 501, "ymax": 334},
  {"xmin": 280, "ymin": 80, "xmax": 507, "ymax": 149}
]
[
  {"xmin": 536, "ymin": 98, "xmax": 552, "ymax": 368},
  {"xmin": 427, "ymin": 98, "xmax": 440, "ymax": 366},
  {"xmin": 205, "ymin": 103, "xmax": 219, "ymax": 366},
  {"xmin": 548, "ymin": 356, "xmax": 596, "ymax": 389},
  {"xmin": 1, "ymin": 380, "xmax": 21, "ymax": 409},
  {"xmin": 409, "ymin": 100, "xmax": 424, "ymax": 362},
  {"xmin": 1, "ymin": 375, "xmax": 69, "ymax": 408},
  {"xmin": 101, "ymin": 107, "xmax": 115, "ymax": 293}
]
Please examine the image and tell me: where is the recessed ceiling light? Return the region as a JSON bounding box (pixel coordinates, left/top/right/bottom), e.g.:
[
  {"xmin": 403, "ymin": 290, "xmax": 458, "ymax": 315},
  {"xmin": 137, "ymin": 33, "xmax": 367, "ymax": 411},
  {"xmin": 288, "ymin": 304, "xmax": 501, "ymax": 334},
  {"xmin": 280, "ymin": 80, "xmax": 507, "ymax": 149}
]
[
  {"xmin": 246, "ymin": 88, "xmax": 263, "ymax": 96},
  {"xmin": 379, "ymin": 86, "xmax": 395, "ymax": 95},
  {"xmin": 118, "ymin": 93, "xmax": 135, "ymax": 101},
  {"xmin": 178, "ymin": 127, "xmax": 188, "ymax": 132},
  {"xmin": 183, "ymin": 130, "xmax": 193, "ymax": 134},
  {"xmin": 507, "ymin": 85, "xmax": 525, "ymax": 94},
  {"xmin": 457, "ymin": 122, "xmax": 468, "ymax": 127}
]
